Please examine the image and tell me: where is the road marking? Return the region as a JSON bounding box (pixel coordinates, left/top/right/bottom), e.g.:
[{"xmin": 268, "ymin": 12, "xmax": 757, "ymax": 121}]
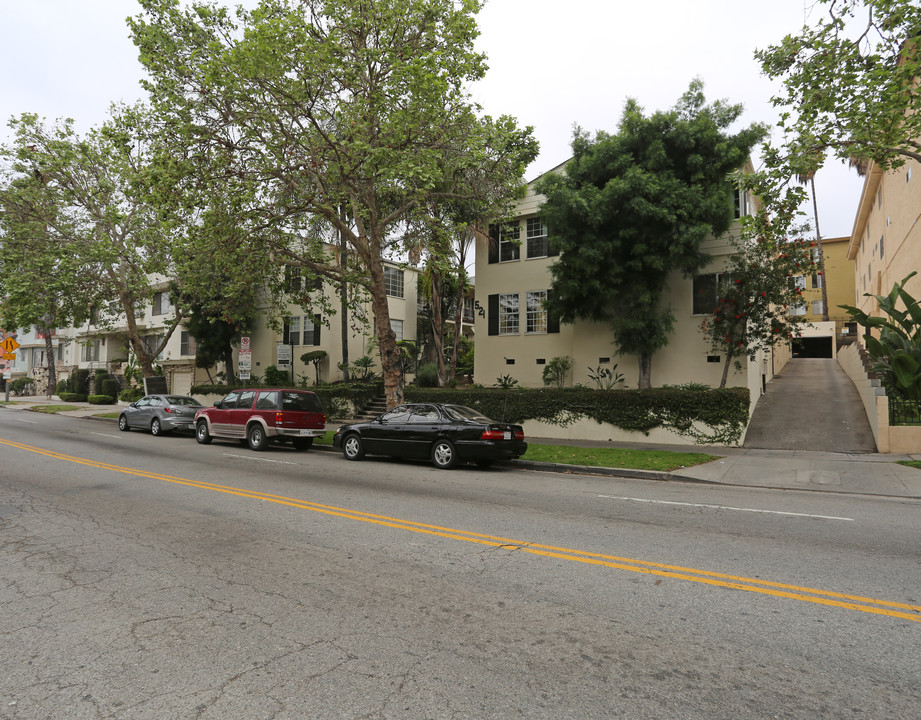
[
  {"xmin": 16, "ymin": 419, "xmax": 37, "ymax": 424},
  {"xmin": 223, "ymin": 453, "xmax": 299, "ymax": 466},
  {"xmin": 2, "ymin": 437, "xmax": 917, "ymax": 623},
  {"xmin": 92, "ymin": 432, "xmax": 124, "ymax": 439},
  {"xmin": 598, "ymin": 495, "xmax": 854, "ymax": 522}
]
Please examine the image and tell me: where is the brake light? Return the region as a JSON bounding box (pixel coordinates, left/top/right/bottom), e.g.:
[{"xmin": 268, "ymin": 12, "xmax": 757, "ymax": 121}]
[
  {"xmin": 481, "ymin": 429, "xmax": 506, "ymax": 440},
  {"xmin": 163, "ymin": 407, "xmax": 174, "ymax": 413},
  {"xmin": 514, "ymin": 429, "xmax": 524, "ymax": 440},
  {"xmin": 275, "ymin": 412, "xmax": 283, "ymax": 425}
]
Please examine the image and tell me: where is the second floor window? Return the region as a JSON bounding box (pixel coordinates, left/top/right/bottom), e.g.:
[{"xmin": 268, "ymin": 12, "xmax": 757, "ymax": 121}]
[
  {"xmin": 526, "ymin": 290, "xmax": 548, "ymax": 333},
  {"xmin": 526, "ymin": 217, "xmax": 549, "ymax": 258},
  {"xmin": 152, "ymin": 291, "xmax": 170, "ymax": 316},
  {"xmin": 180, "ymin": 331, "xmax": 196, "ymax": 356},
  {"xmin": 384, "ymin": 267, "xmax": 404, "ymax": 298}
]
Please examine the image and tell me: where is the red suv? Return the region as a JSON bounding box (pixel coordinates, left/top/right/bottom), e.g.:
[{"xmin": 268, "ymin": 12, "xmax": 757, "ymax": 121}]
[{"xmin": 194, "ymin": 388, "xmax": 326, "ymax": 451}]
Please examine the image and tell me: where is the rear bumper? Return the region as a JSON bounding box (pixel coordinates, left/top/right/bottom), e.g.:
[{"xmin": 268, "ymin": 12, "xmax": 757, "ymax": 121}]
[
  {"xmin": 273, "ymin": 427, "xmax": 327, "ymax": 438},
  {"xmin": 459, "ymin": 440, "xmax": 527, "ymax": 461}
]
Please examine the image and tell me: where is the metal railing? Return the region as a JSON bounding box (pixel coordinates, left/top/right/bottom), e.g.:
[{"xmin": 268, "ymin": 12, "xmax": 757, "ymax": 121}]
[{"xmin": 889, "ymin": 398, "xmax": 921, "ymax": 426}]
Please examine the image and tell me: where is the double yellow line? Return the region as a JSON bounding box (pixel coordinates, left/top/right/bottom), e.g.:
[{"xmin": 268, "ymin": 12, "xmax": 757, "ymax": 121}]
[{"xmin": 4, "ymin": 437, "xmax": 920, "ymax": 623}]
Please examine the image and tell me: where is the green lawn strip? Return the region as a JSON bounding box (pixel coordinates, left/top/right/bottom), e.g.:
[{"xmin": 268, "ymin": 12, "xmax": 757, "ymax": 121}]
[
  {"xmin": 896, "ymin": 460, "xmax": 921, "ymax": 471},
  {"xmin": 314, "ymin": 430, "xmax": 336, "ymax": 446},
  {"xmin": 94, "ymin": 412, "xmax": 122, "ymax": 419},
  {"xmin": 521, "ymin": 444, "xmax": 721, "ymax": 472},
  {"xmin": 29, "ymin": 405, "xmax": 84, "ymax": 414}
]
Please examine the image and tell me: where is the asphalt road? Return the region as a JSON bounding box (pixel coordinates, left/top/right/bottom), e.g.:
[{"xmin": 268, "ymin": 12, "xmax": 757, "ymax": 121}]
[{"xmin": 1, "ymin": 411, "xmax": 919, "ymax": 719}]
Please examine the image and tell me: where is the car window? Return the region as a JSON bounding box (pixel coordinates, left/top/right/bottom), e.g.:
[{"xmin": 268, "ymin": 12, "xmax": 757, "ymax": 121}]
[
  {"xmin": 149, "ymin": 397, "xmax": 164, "ymax": 407},
  {"xmin": 380, "ymin": 405, "xmax": 412, "ymax": 423},
  {"xmin": 136, "ymin": 397, "xmax": 151, "ymax": 408},
  {"xmin": 407, "ymin": 405, "xmax": 441, "ymax": 423},
  {"xmin": 441, "ymin": 405, "xmax": 493, "ymax": 423},
  {"xmin": 166, "ymin": 396, "xmax": 202, "ymax": 407},
  {"xmin": 281, "ymin": 391, "xmax": 323, "ymax": 412},
  {"xmin": 236, "ymin": 390, "xmax": 256, "ymax": 410},
  {"xmin": 220, "ymin": 391, "xmax": 240, "ymax": 409},
  {"xmin": 255, "ymin": 391, "xmax": 280, "ymax": 410}
]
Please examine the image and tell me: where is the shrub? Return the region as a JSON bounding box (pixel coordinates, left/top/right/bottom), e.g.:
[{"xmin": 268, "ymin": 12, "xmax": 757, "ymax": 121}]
[
  {"xmin": 119, "ymin": 386, "xmax": 144, "ymax": 402},
  {"xmin": 10, "ymin": 377, "xmax": 34, "ymax": 395},
  {"xmin": 59, "ymin": 392, "xmax": 88, "ymax": 402},
  {"xmin": 101, "ymin": 378, "xmax": 119, "ymax": 398},
  {"xmin": 263, "ymin": 365, "xmax": 293, "ymax": 386},
  {"xmin": 88, "ymin": 395, "xmax": 116, "ymax": 405},
  {"xmin": 403, "ymin": 386, "xmax": 750, "ymax": 445},
  {"xmin": 415, "ymin": 362, "xmax": 440, "ymax": 387},
  {"xmin": 542, "ymin": 356, "xmax": 574, "ymax": 389}
]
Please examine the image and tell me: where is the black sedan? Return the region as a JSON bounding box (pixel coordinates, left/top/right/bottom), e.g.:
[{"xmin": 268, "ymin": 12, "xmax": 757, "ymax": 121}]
[{"xmin": 333, "ymin": 403, "xmax": 527, "ymax": 469}]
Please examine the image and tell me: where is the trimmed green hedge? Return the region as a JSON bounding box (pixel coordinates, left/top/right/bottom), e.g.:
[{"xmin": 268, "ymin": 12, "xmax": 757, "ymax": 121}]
[
  {"xmin": 88, "ymin": 394, "xmax": 116, "ymax": 405},
  {"xmin": 403, "ymin": 386, "xmax": 750, "ymax": 445},
  {"xmin": 59, "ymin": 392, "xmax": 88, "ymax": 402},
  {"xmin": 190, "ymin": 381, "xmax": 384, "ymax": 420}
]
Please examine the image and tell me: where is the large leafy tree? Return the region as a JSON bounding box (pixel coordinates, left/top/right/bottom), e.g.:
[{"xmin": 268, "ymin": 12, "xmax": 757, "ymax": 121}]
[
  {"xmin": 537, "ymin": 81, "xmax": 767, "ymax": 388},
  {"xmin": 699, "ymin": 182, "xmax": 818, "ymax": 387},
  {"xmin": 1, "ymin": 109, "xmax": 185, "ymax": 378},
  {"xmin": 130, "ymin": 0, "xmax": 536, "ymax": 408},
  {"xmin": 757, "ymin": 0, "xmax": 921, "ymax": 175}
]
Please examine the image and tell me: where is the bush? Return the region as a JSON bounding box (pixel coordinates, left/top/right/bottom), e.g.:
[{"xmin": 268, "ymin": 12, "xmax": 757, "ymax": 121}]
[
  {"xmin": 403, "ymin": 386, "xmax": 750, "ymax": 444},
  {"xmin": 119, "ymin": 386, "xmax": 144, "ymax": 402},
  {"xmin": 70, "ymin": 369, "xmax": 90, "ymax": 395},
  {"xmin": 542, "ymin": 356, "xmax": 574, "ymax": 389},
  {"xmin": 263, "ymin": 365, "xmax": 293, "ymax": 386},
  {"xmin": 10, "ymin": 377, "xmax": 34, "ymax": 396},
  {"xmin": 59, "ymin": 392, "xmax": 88, "ymax": 402},
  {"xmin": 101, "ymin": 378, "xmax": 119, "ymax": 398},
  {"xmin": 88, "ymin": 394, "xmax": 116, "ymax": 405},
  {"xmin": 415, "ymin": 362, "xmax": 440, "ymax": 387}
]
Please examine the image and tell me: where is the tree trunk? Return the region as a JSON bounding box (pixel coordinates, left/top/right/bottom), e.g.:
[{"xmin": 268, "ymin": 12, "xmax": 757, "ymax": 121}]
[
  {"xmin": 430, "ymin": 272, "xmax": 447, "ymax": 386},
  {"xmin": 449, "ymin": 270, "xmax": 466, "ymax": 382},
  {"xmin": 339, "ymin": 207, "xmax": 350, "ymax": 381},
  {"xmin": 637, "ymin": 353, "xmax": 652, "ymax": 389},
  {"xmin": 719, "ymin": 346, "xmax": 735, "ymax": 389},
  {"xmin": 809, "ymin": 178, "xmax": 830, "ymax": 322},
  {"xmin": 43, "ymin": 330, "xmax": 56, "ymax": 397},
  {"xmin": 368, "ymin": 259, "xmax": 404, "ymax": 408}
]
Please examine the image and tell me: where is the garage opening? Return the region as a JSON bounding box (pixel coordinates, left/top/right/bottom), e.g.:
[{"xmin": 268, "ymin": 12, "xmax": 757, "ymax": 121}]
[{"xmin": 792, "ymin": 336, "xmax": 833, "ymax": 358}]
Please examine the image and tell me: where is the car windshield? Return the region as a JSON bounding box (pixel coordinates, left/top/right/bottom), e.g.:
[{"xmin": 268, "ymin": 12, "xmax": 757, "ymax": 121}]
[
  {"xmin": 166, "ymin": 396, "xmax": 203, "ymax": 407},
  {"xmin": 441, "ymin": 405, "xmax": 493, "ymax": 423},
  {"xmin": 281, "ymin": 391, "xmax": 323, "ymax": 412}
]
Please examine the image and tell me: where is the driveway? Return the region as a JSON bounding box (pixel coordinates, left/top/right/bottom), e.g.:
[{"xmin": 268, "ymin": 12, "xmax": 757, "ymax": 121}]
[{"xmin": 744, "ymin": 358, "xmax": 877, "ymax": 452}]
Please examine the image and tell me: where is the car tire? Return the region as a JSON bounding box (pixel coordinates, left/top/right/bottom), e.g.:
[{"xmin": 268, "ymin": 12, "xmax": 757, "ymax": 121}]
[
  {"xmin": 248, "ymin": 424, "xmax": 268, "ymax": 451},
  {"xmin": 118, "ymin": 414, "xmax": 130, "ymax": 432},
  {"xmin": 431, "ymin": 439, "xmax": 458, "ymax": 470},
  {"xmin": 151, "ymin": 418, "xmax": 163, "ymax": 436},
  {"xmin": 196, "ymin": 419, "xmax": 213, "ymax": 444},
  {"xmin": 293, "ymin": 438, "xmax": 314, "ymax": 451},
  {"xmin": 342, "ymin": 433, "xmax": 365, "ymax": 461}
]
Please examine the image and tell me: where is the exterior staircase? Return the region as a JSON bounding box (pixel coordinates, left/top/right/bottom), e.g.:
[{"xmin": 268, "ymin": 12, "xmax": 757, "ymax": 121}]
[{"xmin": 353, "ymin": 395, "xmax": 387, "ymax": 422}]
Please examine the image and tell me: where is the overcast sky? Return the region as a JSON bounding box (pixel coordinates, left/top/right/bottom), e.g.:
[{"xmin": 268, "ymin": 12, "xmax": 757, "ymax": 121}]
[{"xmin": 1, "ymin": 0, "xmax": 865, "ymax": 238}]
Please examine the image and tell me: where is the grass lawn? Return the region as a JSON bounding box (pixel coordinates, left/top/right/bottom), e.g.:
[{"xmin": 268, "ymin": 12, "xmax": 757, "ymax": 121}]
[
  {"xmin": 94, "ymin": 412, "xmax": 122, "ymax": 419},
  {"xmin": 897, "ymin": 460, "xmax": 921, "ymax": 471},
  {"xmin": 29, "ymin": 405, "xmax": 84, "ymax": 414},
  {"xmin": 315, "ymin": 430, "xmax": 336, "ymax": 446},
  {"xmin": 521, "ymin": 444, "xmax": 721, "ymax": 472}
]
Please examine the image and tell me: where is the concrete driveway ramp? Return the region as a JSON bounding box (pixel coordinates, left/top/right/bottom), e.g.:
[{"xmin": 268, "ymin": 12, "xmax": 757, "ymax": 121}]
[{"xmin": 744, "ymin": 358, "xmax": 877, "ymax": 452}]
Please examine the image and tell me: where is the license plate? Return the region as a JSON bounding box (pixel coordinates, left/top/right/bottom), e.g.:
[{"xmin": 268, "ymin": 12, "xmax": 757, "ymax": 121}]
[{"xmin": 503, "ymin": 431, "xmax": 511, "ymax": 440}]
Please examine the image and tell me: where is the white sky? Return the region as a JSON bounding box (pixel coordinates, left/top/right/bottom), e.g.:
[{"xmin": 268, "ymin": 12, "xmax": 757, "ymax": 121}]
[{"xmin": 0, "ymin": 0, "xmax": 865, "ymax": 238}]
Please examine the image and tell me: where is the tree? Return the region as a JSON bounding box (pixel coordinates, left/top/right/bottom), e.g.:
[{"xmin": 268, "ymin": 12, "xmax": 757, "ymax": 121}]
[
  {"xmin": 757, "ymin": 0, "xmax": 921, "ymax": 174},
  {"xmin": 698, "ymin": 181, "xmax": 819, "ymax": 387},
  {"xmin": 1, "ymin": 109, "xmax": 185, "ymax": 378},
  {"xmin": 130, "ymin": 0, "xmax": 536, "ymax": 408},
  {"xmin": 537, "ymin": 81, "xmax": 767, "ymax": 388}
]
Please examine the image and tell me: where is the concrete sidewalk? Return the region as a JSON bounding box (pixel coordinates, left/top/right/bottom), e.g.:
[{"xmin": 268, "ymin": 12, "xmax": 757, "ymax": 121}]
[{"xmin": 4, "ymin": 396, "xmax": 921, "ymax": 499}]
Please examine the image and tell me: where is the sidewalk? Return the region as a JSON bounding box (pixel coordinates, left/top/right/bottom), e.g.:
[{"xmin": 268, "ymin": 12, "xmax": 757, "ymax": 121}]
[{"xmin": 4, "ymin": 396, "xmax": 921, "ymax": 499}]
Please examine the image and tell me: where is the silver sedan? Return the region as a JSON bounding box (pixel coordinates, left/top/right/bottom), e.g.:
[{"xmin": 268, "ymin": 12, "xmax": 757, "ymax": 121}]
[{"xmin": 118, "ymin": 394, "xmax": 204, "ymax": 436}]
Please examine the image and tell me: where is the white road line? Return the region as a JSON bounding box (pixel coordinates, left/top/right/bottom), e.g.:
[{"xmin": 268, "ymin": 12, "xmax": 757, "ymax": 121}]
[
  {"xmin": 16, "ymin": 419, "xmax": 37, "ymax": 424},
  {"xmin": 223, "ymin": 453, "xmax": 299, "ymax": 466},
  {"xmin": 92, "ymin": 432, "xmax": 124, "ymax": 439},
  {"xmin": 598, "ymin": 495, "xmax": 854, "ymax": 521}
]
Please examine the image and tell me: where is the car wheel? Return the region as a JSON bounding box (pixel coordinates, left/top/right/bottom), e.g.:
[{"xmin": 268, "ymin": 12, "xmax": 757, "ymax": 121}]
[
  {"xmin": 196, "ymin": 419, "xmax": 213, "ymax": 444},
  {"xmin": 151, "ymin": 418, "xmax": 163, "ymax": 436},
  {"xmin": 293, "ymin": 438, "xmax": 314, "ymax": 451},
  {"xmin": 118, "ymin": 414, "xmax": 130, "ymax": 432},
  {"xmin": 247, "ymin": 424, "xmax": 268, "ymax": 451},
  {"xmin": 342, "ymin": 433, "xmax": 365, "ymax": 461},
  {"xmin": 431, "ymin": 439, "xmax": 458, "ymax": 470}
]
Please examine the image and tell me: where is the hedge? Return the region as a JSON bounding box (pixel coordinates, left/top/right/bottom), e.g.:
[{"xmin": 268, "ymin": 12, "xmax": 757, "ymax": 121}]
[
  {"xmin": 403, "ymin": 386, "xmax": 750, "ymax": 445},
  {"xmin": 59, "ymin": 392, "xmax": 88, "ymax": 402},
  {"xmin": 190, "ymin": 381, "xmax": 384, "ymax": 419},
  {"xmin": 88, "ymin": 395, "xmax": 116, "ymax": 405}
]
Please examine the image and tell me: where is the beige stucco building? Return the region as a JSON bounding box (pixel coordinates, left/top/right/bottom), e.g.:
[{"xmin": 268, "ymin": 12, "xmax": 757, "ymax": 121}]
[{"xmin": 472, "ymin": 164, "xmax": 790, "ymax": 441}]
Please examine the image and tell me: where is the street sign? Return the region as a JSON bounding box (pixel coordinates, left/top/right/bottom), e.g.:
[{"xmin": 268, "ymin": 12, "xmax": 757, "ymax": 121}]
[
  {"xmin": 276, "ymin": 344, "xmax": 292, "ymax": 366},
  {"xmin": 0, "ymin": 337, "xmax": 20, "ymax": 353},
  {"xmin": 238, "ymin": 349, "xmax": 252, "ymax": 372},
  {"xmin": 2, "ymin": 352, "xmax": 15, "ymax": 361},
  {"xmin": 240, "ymin": 336, "xmax": 250, "ymax": 349},
  {"xmin": 238, "ymin": 371, "xmax": 251, "ymax": 380}
]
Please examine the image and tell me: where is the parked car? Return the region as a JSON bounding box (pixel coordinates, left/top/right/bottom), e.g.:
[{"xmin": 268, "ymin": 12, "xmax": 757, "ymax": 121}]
[
  {"xmin": 194, "ymin": 388, "xmax": 326, "ymax": 451},
  {"xmin": 332, "ymin": 403, "xmax": 527, "ymax": 469},
  {"xmin": 118, "ymin": 394, "xmax": 204, "ymax": 436}
]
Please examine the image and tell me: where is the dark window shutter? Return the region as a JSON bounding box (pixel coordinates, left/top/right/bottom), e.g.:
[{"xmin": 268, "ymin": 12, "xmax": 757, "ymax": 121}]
[
  {"xmin": 488, "ymin": 294, "xmax": 499, "ymax": 336},
  {"xmin": 547, "ymin": 290, "xmax": 560, "ymax": 334},
  {"xmin": 313, "ymin": 315, "xmax": 321, "ymax": 346},
  {"xmin": 488, "ymin": 225, "xmax": 499, "ymax": 264}
]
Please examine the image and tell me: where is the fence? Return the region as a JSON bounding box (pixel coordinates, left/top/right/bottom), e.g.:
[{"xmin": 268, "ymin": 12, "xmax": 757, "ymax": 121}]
[{"xmin": 889, "ymin": 398, "xmax": 921, "ymax": 426}]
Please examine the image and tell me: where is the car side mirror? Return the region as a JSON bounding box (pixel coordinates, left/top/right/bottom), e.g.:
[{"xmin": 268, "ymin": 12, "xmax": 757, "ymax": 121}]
[
  {"xmin": 214, "ymin": 401, "xmax": 223, "ymax": 408},
  {"xmin": 129, "ymin": 402, "xmax": 138, "ymax": 408}
]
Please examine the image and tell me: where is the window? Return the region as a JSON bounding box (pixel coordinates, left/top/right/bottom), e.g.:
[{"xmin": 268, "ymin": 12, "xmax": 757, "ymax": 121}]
[
  {"xmin": 81, "ymin": 340, "xmax": 101, "ymax": 363},
  {"xmin": 180, "ymin": 331, "xmax": 196, "ymax": 356},
  {"xmin": 283, "ymin": 316, "xmax": 301, "ymax": 345},
  {"xmin": 499, "ymin": 222, "xmax": 520, "ymax": 262},
  {"xmin": 789, "ymin": 275, "xmax": 806, "ymax": 291},
  {"xmin": 692, "ymin": 273, "xmax": 729, "ymax": 315},
  {"xmin": 790, "ymin": 303, "xmax": 807, "ymax": 317},
  {"xmin": 302, "ymin": 316, "xmax": 316, "ymax": 346},
  {"xmin": 152, "ymin": 291, "xmax": 170, "ymax": 316},
  {"xmin": 463, "ymin": 297, "xmax": 474, "ymax": 323},
  {"xmin": 285, "ymin": 265, "xmax": 302, "ymax": 294},
  {"xmin": 526, "ymin": 290, "xmax": 548, "ymax": 333},
  {"xmin": 499, "ymin": 293, "xmax": 519, "ymax": 335},
  {"xmin": 408, "ymin": 405, "xmax": 440, "ymax": 423},
  {"xmin": 811, "ymin": 273, "xmax": 823, "ymax": 289},
  {"xmin": 384, "ymin": 266, "xmax": 404, "ymax": 298},
  {"xmin": 255, "ymin": 391, "xmax": 280, "ymax": 410},
  {"xmin": 526, "ymin": 217, "xmax": 549, "ymax": 258},
  {"xmin": 811, "ymin": 300, "xmax": 824, "ymax": 315},
  {"xmin": 733, "ymin": 189, "xmax": 750, "ymax": 219},
  {"xmin": 390, "ymin": 319, "xmax": 404, "ymax": 342}
]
